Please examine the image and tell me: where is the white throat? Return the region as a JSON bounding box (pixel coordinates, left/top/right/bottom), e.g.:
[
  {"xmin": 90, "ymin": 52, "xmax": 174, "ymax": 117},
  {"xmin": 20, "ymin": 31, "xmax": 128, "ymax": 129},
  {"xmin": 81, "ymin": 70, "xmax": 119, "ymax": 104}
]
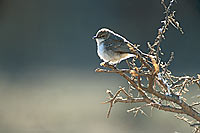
[{"xmin": 95, "ymin": 38, "xmax": 105, "ymax": 45}]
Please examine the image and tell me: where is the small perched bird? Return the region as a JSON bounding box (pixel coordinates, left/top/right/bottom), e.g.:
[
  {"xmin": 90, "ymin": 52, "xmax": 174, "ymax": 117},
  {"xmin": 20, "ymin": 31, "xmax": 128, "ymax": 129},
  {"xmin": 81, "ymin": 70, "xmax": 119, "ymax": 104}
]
[{"xmin": 93, "ymin": 28, "xmax": 135, "ymax": 65}]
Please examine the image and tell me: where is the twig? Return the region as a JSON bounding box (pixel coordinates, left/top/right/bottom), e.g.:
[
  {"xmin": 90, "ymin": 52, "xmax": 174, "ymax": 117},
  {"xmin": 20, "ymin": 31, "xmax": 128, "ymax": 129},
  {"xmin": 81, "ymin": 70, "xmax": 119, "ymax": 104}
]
[{"xmin": 102, "ymin": 89, "xmax": 122, "ymax": 118}]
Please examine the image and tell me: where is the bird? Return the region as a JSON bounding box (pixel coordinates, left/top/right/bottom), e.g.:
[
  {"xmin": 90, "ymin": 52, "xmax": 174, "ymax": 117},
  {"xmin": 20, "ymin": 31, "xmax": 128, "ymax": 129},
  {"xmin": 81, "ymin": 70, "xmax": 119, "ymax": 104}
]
[{"xmin": 93, "ymin": 28, "xmax": 136, "ymax": 65}]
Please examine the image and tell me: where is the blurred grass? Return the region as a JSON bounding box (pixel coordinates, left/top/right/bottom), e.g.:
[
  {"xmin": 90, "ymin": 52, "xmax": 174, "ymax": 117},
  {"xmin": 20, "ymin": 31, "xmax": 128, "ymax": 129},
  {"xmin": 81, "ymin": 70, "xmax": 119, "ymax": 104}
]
[{"xmin": 0, "ymin": 68, "xmax": 197, "ymax": 133}]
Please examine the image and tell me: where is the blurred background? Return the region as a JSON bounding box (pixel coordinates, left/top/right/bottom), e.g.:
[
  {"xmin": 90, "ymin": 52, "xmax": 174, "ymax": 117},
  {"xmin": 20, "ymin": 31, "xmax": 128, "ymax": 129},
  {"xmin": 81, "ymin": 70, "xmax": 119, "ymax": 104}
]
[{"xmin": 0, "ymin": 0, "xmax": 199, "ymax": 133}]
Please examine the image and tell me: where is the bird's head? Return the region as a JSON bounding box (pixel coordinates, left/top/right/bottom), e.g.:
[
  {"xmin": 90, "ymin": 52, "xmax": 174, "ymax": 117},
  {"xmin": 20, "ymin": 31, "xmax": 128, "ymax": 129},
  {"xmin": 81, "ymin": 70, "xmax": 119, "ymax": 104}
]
[{"xmin": 92, "ymin": 28, "xmax": 114, "ymax": 44}]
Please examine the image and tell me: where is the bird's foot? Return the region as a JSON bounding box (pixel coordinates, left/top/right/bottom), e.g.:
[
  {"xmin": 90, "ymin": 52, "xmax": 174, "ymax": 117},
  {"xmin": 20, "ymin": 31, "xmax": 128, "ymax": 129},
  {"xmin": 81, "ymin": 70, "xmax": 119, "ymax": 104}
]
[
  {"xmin": 100, "ymin": 62, "xmax": 107, "ymax": 66},
  {"xmin": 100, "ymin": 62, "xmax": 117, "ymax": 69}
]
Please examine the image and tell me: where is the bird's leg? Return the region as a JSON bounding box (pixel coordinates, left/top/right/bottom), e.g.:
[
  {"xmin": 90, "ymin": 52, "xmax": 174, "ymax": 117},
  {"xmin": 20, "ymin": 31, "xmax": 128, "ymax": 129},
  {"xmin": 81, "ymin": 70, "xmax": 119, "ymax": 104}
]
[{"xmin": 112, "ymin": 64, "xmax": 117, "ymax": 69}]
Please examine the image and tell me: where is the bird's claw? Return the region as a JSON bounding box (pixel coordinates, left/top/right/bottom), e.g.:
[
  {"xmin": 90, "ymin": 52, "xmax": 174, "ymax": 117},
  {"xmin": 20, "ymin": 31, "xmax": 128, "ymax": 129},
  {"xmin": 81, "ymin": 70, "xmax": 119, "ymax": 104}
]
[{"xmin": 100, "ymin": 62, "xmax": 107, "ymax": 66}]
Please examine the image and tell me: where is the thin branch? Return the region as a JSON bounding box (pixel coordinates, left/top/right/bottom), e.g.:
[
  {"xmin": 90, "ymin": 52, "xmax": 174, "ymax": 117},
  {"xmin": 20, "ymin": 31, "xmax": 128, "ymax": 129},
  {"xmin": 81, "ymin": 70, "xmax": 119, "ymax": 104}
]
[
  {"xmin": 191, "ymin": 102, "xmax": 200, "ymax": 107},
  {"xmin": 95, "ymin": 68, "xmax": 130, "ymax": 73},
  {"xmin": 102, "ymin": 89, "xmax": 122, "ymax": 118}
]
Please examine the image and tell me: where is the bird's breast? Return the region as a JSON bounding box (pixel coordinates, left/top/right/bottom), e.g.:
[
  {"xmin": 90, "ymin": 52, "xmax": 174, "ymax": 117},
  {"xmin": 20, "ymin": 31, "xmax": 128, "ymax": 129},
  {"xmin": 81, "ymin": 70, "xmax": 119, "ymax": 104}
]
[{"xmin": 97, "ymin": 43, "xmax": 110, "ymax": 62}]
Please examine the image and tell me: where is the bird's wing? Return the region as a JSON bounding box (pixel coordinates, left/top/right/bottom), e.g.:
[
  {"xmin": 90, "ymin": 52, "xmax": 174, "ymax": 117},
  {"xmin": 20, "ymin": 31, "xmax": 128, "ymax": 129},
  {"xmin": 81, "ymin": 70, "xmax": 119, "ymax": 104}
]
[{"xmin": 104, "ymin": 38, "xmax": 132, "ymax": 53}]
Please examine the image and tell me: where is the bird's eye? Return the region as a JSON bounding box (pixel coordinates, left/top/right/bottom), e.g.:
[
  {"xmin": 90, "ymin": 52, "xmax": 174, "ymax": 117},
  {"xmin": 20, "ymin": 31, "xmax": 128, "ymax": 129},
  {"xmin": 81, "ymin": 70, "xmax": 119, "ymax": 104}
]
[{"xmin": 101, "ymin": 34, "xmax": 106, "ymax": 38}]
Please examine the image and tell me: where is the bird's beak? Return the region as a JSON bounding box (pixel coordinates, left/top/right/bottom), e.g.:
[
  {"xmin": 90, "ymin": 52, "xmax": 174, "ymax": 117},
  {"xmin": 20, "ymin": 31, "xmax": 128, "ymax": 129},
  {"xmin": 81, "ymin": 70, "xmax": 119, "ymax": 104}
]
[{"xmin": 92, "ymin": 35, "xmax": 97, "ymax": 40}]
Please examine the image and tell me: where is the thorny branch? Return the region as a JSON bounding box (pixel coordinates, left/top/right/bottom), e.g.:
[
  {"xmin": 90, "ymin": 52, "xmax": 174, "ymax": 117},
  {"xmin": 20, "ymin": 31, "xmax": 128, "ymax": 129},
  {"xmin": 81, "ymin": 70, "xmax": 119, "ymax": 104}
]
[{"xmin": 95, "ymin": 0, "xmax": 200, "ymax": 132}]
